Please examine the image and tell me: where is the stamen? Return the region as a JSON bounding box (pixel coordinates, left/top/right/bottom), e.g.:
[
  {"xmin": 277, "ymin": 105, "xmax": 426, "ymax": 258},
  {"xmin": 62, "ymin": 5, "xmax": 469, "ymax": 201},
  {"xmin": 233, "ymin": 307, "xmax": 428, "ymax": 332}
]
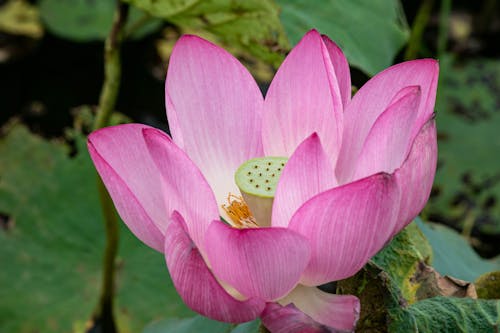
[{"xmin": 221, "ymin": 194, "xmax": 258, "ymax": 228}]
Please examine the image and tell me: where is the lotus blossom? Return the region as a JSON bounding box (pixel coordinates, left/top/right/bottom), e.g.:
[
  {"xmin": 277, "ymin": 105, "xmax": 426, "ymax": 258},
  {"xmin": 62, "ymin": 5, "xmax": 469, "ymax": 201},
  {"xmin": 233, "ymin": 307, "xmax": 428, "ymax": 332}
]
[{"xmin": 87, "ymin": 30, "xmax": 438, "ymax": 332}]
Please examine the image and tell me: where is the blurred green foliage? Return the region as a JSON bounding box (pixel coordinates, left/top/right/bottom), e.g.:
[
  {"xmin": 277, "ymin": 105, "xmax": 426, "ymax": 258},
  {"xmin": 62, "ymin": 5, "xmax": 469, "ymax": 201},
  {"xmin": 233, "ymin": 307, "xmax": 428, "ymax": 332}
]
[
  {"xmin": 123, "ymin": 0, "xmax": 289, "ymax": 68},
  {"xmin": 35, "ymin": 0, "xmax": 410, "ymax": 74},
  {"xmin": 0, "ymin": 0, "xmax": 43, "ymax": 38},
  {"xmin": 276, "ymin": 0, "xmax": 409, "ymax": 75},
  {"xmin": 39, "ymin": 0, "xmax": 162, "ymax": 41},
  {"xmin": 143, "ymin": 316, "xmax": 260, "ymax": 333},
  {"xmin": 427, "ymin": 58, "xmax": 500, "ymax": 238},
  {"xmin": 143, "ymin": 316, "xmax": 231, "ymax": 333},
  {"xmin": 417, "ymin": 219, "xmax": 500, "ymax": 281},
  {"xmin": 0, "ymin": 123, "xmax": 192, "ymax": 333}
]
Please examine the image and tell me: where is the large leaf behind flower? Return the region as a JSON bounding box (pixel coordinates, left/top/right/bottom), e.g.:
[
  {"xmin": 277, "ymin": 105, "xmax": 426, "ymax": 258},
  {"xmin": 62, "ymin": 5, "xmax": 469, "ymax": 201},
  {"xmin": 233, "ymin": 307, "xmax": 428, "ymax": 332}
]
[
  {"xmin": 39, "ymin": 0, "xmax": 162, "ymax": 41},
  {"xmin": 143, "ymin": 315, "xmax": 231, "ymax": 333},
  {"xmin": 416, "ymin": 219, "xmax": 500, "ymax": 281},
  {"xmin": 0, "ymin": 123, "xmax": 191, "ymax": 332},
  {"xmin": 276, "ymin": 0, "xmax": 409, "ymax": 76},
  {"xmin": 143, "ymin": 315, "xmax": 260, "ymax": 333},
  {"xmin": 122, "ymin": 0, "xmax": 289, "ymax": 67}
]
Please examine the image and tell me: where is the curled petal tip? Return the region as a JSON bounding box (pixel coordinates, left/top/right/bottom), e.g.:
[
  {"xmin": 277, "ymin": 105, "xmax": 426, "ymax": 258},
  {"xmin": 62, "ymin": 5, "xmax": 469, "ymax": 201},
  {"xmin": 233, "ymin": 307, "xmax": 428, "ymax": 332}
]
[
  {"xmin": 305, "ymin": 28, "xmax": 321, "ymax": 37},
  {"xmin": 311, "ymin": 132, "xmax": 320, "ymax": 138}
]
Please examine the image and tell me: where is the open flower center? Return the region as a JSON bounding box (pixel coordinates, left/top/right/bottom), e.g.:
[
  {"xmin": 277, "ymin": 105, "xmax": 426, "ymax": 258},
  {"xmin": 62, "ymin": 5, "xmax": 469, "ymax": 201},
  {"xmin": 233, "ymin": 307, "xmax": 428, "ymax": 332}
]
[
  {"xmin": 222, "ymin": 157, "xmax": 287, "ymax": 228},
  {"xmin": 221, "ymin": 194, "xmax": 258, "ymax": 228}
]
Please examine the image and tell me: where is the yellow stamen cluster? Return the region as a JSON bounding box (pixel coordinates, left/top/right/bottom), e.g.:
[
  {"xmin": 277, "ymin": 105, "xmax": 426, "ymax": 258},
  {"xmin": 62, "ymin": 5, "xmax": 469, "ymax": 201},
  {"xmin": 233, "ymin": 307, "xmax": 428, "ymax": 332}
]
[{"xmin": 221, "ymin": 194, "xmax": 258, "ymax": 228}]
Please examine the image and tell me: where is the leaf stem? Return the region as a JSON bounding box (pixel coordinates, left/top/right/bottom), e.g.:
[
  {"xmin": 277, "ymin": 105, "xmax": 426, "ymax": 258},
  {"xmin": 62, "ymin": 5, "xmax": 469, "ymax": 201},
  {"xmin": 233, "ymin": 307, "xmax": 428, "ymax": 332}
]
[
  {"xmin": 94, "ymin": 178, "xmax": 120, "ymax": 332},
  {"xmin": 93, "ymin": 1, "xmax": 129, "ymax": 131},
  {"xmin": 91, "ymin": 1, "xmax": 129, "ymax": 332},
  {"xmin": 461, "ymin": 211, "xmax": 475, "ymax": 240},
  {"xmin": 437, "ymin": 0, "xmax": 452, "ymax": 58},
  {"xmin": 404, "ymin": 0, "xmax": 435, "ymax": 60}
]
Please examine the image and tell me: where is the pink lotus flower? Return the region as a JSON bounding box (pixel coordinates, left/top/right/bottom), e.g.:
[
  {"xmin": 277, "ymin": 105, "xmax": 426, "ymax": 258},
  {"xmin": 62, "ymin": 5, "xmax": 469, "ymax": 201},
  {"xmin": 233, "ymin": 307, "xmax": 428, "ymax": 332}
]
[{"xmin": 88, "ymin": 30, "xmax": 438, "ymax": 332}]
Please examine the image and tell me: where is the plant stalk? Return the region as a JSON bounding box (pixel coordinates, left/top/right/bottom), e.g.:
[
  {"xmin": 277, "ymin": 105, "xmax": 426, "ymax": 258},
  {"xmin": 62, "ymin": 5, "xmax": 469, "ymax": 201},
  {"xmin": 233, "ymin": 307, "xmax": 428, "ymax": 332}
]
[
  {"xmin": 437, "ymin": 0, "xmax": 452, "ymax": 58},
  {"xmin": 94, "ymin": 179, "xmax": 120, "ymax": 332},
  {"xmin": 91, "ymin": 1, "xmax": 129, "ymax": 332},
  {"xmin": 93, "ymin": 1, "xmax": 129, "ymax": 131},
  {"xmin": 404, "ymin": 0, "xmax": 435, "ymax": 60}
]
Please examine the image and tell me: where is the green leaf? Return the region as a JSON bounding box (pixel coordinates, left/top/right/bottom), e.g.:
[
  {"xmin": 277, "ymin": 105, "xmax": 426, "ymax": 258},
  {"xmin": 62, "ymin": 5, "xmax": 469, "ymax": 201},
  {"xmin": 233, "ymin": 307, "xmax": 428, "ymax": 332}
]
[
  {"xmin": 39, "ymin": 0, "xmax": 162, "ymax": 41},
  {"xmin": 0, "ymin": 123, "xmax": 191, "ymax": 332},
  {"xmin": 276, "ymin": 0, "xmax": 409, "ymax": 75},
  {"xmin": 230, "ymin": 320, "xmax": 261, "ymax": 333},
  {"xmin": 416, "ymin": 219, "xmax": 500, "ymax": 282},
  {"xmin": 120, "ymin": 0, "xmax": 200, "ymax": 17},
  {"xmin": 143, "ymin": 315, "xmax": 231, "ymax": 333},
  {"xmin": 337, "ymin": 262, "xmax": 406, "ymax": 332},
  {"xmin": 390, "ymin": 297, "xmax": 500, "ymax": 333},
  {"xmin": 143, "ymin": 316, "xmax": 260, "ymax": 333},
  {"xmin": 372, "ymin": 222, "xmax": 432, "ymax": 303},
  {"xmin": 0, "ymin": 0, "xmax": 43, "ymax": 38},
  {"xmin": 122, "ymin": 0, "xmax": 289, "ymax": 67}
]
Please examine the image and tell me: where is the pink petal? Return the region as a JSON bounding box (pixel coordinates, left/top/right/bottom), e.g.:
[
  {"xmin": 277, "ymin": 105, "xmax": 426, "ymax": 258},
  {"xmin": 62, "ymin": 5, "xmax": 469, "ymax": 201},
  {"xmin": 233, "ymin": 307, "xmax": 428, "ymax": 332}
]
[
  {"xmin": 289, "ymin": 173, "xmax": 400, "ymax": 286},
  {"xmin": 336, "ymin": 59, "xmax": 439, "ymax": 184},
  {"xmin": 165, "ymin": 211, "xmax": 265, "ymax": 323},
  {"xmin": 87, "ymin": 124, "xmax": 166, "ymax": 252},
  {"xmin": 205, "ymin": 221, "xmax": 311, "ymax": 301},
  {"xmin": 142, "ymin": 127, "xmax": 219, "ymax": 254},
  {"xmin": 279, "ymin": 285, "xmax": 359, "ymax": 332},
  {"xmin": 321, "ymin": 35, "xmax": 351, "ymax": 108},
  {"xmin": 352, "ymin": 86, "xmax": 421, "ymax": 180},
  {"xmin": 166, "ymin": 35, "xmax": 264, "ymax": 208},
  {"xmin": 393, "ymin": 117, "xmax": 437, "ymax": 236},
  {"xmin": 260, "ymin": 303, "xmax": 331, "ymax": 333},
  {"xmin": 272, "ymin": 133, "xmax": 337, "ymax": 228},
  {"xmin": 262, "ymin": 29, "xmax": 343, "ymax": 164}
]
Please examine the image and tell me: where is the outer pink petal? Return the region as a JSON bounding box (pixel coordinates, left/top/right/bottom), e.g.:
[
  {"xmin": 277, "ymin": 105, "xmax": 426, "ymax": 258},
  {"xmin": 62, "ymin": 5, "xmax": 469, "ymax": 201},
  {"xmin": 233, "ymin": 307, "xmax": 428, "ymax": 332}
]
[
  {"xmin": 205, "ymin": 221, "xmax": 311, "ymax": 301},
  {"xmin": 262, "ymin": 29, "xmax": 343, "ymax": 164},
  {"xmin": 279, "ymin": 285, "xmax": 359, "ymax": 332},
  {"xmin": 142, "ymin": 127, "xmax": 219, "ymax": 254},
  {"xmin": 392, "ymin": 117, "xmax": 437, "ymax": 236},
  {"xmin": 88, "ymin": 124, "xmax": 165, "ymax": 252},
  {"xmin": 289, "ymin": 173, "xmax": 400, "ymax": 285},
  {"xmin": 272, "ymin": 133, "xmax": 337, "ymax": 228},
  {"xmin": 166, "ymin": 35, "xmax": 264, "ymax": 208},
  {"xmin": 321, "ymin": 35, "xmax": 351, "ymax": 108},
  {"xmin": 261, "ymin": 303, "xmax": 332, "ymax": 333},
  {"xmin": 336, "ymin": 59, "xmax": 439, "ymax": 184},
  {"xmin": 352, "ymin": 86, "xmax": 421, "ymax": 181},
  {"xmin": 165, "ymin": 211, "xmax": 265, "ymax": 323}
]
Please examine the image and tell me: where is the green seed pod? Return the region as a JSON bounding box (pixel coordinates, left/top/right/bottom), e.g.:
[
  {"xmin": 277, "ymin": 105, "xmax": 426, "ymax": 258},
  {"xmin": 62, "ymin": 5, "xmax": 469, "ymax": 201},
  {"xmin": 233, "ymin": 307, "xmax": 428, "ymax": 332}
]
[{"xmin": 235, "ymin": 156, "xmax": 288, "ymax": 198}]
